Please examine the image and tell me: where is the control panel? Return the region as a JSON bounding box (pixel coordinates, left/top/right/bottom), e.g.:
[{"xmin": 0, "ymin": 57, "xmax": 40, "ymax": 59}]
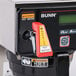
[{"xmin": 16, "ymin": 3, "xmax": 76, "ymax": 56}]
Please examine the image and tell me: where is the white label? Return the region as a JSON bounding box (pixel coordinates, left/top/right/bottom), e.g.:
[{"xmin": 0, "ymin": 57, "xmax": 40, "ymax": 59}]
[
  {"xmin": 40, "ymin": 46, "xmax": 51, "ymax": 53},
  {"xmin": 21, "ymin": 57, "xmax": 32, "ymax": 66}
]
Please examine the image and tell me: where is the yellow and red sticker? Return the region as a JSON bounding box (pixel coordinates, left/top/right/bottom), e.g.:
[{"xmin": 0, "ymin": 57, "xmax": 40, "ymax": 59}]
[{"xmin": 32, "ymin": 22, "xmax": 53, "ymax": 57}]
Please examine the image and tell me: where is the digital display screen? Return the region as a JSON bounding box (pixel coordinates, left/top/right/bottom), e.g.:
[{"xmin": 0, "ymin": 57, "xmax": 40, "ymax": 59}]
[{"xmin": 59, "ymin": 15, "xmax": 76, "ymax": 24}]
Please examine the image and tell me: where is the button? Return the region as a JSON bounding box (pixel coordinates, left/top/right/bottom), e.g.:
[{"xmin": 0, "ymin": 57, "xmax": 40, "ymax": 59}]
[{"xmin": 60, "ymin": 35, "xmax": 70, "ymax": 47}]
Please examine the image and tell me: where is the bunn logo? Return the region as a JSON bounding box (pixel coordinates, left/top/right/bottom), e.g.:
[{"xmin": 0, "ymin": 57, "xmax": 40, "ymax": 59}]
[{"xmin": 41, "ymin": 13, "xmax": 56, "ymax": 18}]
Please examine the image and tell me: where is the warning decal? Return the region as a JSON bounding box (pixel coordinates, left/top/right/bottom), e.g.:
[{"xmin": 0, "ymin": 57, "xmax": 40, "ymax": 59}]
[
  {"xmin": 39, "ymin": 26, "xmax": 51, "ymax": 53},
  {"xmin": 21, "ymin": 57, "xmax": 48, "ymax": 68},
  {"xmin": 22, "ymin": 13, "xmax": 35, "ymax": 20},
  {"xmin": 32, "ymin": 22, "xmax": 53, "ymax": 57},
  {"xmin": 32, "ymin": 58, "xmax": 48, "ymax": 67}
]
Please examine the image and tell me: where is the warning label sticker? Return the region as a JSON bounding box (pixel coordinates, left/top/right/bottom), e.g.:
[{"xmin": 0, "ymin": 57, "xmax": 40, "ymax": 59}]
[
  {"xmin": 21, "ymin": 57, "xmax": 48, "ymax": 68},
  {"xmin": 22, "ymin": 13, "xmax": 35, "ymax": 20},
  {"xmin": 39, "ymin": 26, "xmax": 51, "ymax": 53},
  {"xmin": 32, "ymin": 58, "xmax": 48, "ymax": 67}
]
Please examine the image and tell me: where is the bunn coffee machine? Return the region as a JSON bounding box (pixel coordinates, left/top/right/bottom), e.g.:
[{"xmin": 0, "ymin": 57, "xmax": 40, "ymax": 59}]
[{"xmin": 7, "ymin": 1, "xmax": 76, "ymax": 76}]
